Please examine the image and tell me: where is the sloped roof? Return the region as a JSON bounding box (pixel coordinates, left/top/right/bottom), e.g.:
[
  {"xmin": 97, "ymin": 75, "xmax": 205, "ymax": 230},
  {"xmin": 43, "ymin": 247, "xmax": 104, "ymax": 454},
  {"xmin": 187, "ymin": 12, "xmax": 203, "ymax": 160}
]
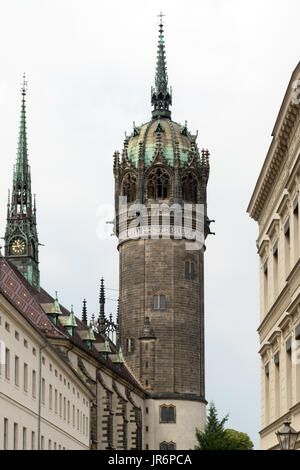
[
  {"xmin": 0, "ymin": 257, "xmax": 145, "ymax": 394},
  {"xmin": 0, "ymin": 257, "xmax": 65, "ymax": 339}
]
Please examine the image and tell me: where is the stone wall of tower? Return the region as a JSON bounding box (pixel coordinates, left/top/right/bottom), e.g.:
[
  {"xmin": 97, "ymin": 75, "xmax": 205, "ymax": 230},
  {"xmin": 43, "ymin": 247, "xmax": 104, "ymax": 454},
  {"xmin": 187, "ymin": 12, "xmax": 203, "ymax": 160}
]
[{"xmin": 119, "ymin": 236, "xmax": 205, "ymax": 399}]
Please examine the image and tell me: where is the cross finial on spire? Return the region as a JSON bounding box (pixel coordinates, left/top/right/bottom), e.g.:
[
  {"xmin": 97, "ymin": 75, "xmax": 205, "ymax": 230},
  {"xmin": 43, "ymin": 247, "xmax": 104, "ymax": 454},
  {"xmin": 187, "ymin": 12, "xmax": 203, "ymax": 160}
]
[
  {"xmin": 21, "ymin": 73, "xmax": 27, "ymax": 96},
  {"xmin": 158, "ymin": 11, "xmax": 165, "ymax": 24}
]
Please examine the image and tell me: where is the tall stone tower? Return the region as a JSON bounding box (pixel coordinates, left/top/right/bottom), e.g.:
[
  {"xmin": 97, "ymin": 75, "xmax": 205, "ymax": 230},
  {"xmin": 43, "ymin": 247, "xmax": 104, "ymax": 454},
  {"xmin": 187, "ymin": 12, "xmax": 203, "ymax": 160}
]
[
  {"xmin": 113, "ymin": 18, "xmax": 211, "ymax": 450},
  {"xmin": 4, "ymin": 77, "xmax": 40, "ymax": 291}
]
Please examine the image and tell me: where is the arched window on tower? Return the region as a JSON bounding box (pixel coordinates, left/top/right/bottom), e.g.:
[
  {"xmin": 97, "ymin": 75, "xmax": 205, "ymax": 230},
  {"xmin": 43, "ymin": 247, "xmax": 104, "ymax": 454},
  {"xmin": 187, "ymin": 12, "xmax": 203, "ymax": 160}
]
[
  {"xmin": 160, "ymin": 405, "xmax": 176, "ymax": 423},
  {"xmin": 182, "ymin": 172, "xmax": 198, "ymax": 203},
  {"xmin": 121, "ymin": 173, "xmax": 137, "ymax": 203},
  {"xmin": 147, "ymin": 168, "xmax": 170, "ymax": 200}
]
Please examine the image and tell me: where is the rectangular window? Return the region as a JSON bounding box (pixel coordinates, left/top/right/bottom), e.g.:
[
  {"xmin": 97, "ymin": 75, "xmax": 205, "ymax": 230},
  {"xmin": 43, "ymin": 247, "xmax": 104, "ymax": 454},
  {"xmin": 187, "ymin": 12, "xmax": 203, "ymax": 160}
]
[
  {"xmin": 4, "ymin": 418, "xmax": 8, "ymax": 450},
  {"xmin": 23, "ymin": 363, "xmax": 28, "ymax": 392},
  {"xmin": 64, "ymin": 397, "xmax": 66, "ymax": 421},
  {"xmin": 5, "ymin": 348, "xmax": 10, "ymax": 380},
  {"xmin": 23, "ymin": 427, "xmax": 27, "ymax": 450},
  {"xmin": 265, "ymin": 363, "xmax": 270, "ymax": 425},
  {"xmin": 86, "ymin": 416, "xmax": 88, "ymax": 436},
  {"xmin": 273, "ymin": 241, "xmax": 278, "ymax": 299},
  {"xmin": 15, "ymin": 356, "xmax": 19, "ymax": 386},
  {"xmin": 49, "ymin": 385, "xmax": 53, "ymax": 410},
  {"xmin": 42, "ymin": 378, "xmax": 45, "ymax": 404},
  {"xmin": 59, "ymin": 393, "xmax": 62, "ymax": 417},
  {"xmin": 55, "ymin": 389, "xmax": 58, "ymax": 414},
  {"xmin": 41, "ymin": 435, "xmax": 44, "ymax": 450},
  {"xmin": 286, "ymin": 338, "xmax": 292, "ymax": 410},
  {"xmin": 294, "ymin": 196, "xmax": 299, "ymax": 264},
  {"xmin": 285, "ymin": 218, "xmax": 290, "ymax": 277},
  {"xmin": 31, "ymin": 431, "xmax": 35, "ymax": 450},
  {"xmin": 32, "ymin": 370, "xmax": 36, "ymax": 398},
  {"xmin": 153, "ymin": 295, "xmax": 159, "ymax": 309},
  {"xmin": 274, "ymin": 352, "xmax": 280, "ymax": 418},
  {"xmin": 77, "ymin": 409, "xmax": 79, "ymax": 430},
  {"xmin": 14, "ymin": 423, "xmax": 18, "ymax": 450},
  {"xmin": 67, "ymin": 400, "xmax": 70, "ymax": 423},
  {"xmin": 263, "ymin": 260, "xmax": 268, "ymax": 314},
  {"xmin": 48, "ymin": 439, "xmax": 52, "ymax": 450}
]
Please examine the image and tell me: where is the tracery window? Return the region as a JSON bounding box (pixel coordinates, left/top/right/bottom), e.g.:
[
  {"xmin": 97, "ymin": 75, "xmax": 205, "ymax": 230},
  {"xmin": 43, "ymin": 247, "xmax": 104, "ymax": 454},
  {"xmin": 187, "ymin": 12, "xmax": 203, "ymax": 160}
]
[
  {"xmin": 147, "ymin": 168, "xmax": 170, "ymax": 199},
  {"xmin": 160, "ymin": 405, "xmax": 176, "ymax": 423},
  {"xmin": 121, "ymin": 173, "xmax": 137, "ymax": 203},
  {"xmin": 182, "ymin": 172, "xmax": 198, "ymax": 203}
]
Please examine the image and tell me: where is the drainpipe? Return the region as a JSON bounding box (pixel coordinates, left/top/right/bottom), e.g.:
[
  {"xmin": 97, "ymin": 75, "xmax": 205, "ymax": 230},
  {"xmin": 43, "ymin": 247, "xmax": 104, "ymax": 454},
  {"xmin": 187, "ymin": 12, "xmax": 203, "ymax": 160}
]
[{"xmin": 38, "ymin": 343, "xmax": 48, "ymax": 450}]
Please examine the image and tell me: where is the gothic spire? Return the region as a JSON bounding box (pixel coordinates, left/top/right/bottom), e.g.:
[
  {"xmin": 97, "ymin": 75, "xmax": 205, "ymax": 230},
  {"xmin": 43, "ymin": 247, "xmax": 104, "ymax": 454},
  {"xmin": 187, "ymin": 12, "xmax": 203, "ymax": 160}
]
[
  {"xmin": 82, "ymin": 299, "xmax": 88, "ymax": 326},
  {"xmin": 4, "ymin": 76, "xmax": 40, "ymax": 291},
  {"xmin": 151, "ymin": 13, "xmax": 172, "ymax": 119}
]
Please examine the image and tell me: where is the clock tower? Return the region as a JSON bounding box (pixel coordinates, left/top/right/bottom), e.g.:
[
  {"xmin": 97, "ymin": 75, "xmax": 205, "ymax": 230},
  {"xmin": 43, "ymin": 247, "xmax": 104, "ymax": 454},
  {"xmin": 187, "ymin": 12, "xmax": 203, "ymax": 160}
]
[{"xmin": 4, "ymin": 77, "xmax": 40, "ymax": 291}]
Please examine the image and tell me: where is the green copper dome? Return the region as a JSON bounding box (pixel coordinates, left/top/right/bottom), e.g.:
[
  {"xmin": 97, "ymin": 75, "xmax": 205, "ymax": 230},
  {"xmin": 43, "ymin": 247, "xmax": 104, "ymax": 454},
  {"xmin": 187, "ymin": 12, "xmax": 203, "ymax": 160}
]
[{"xmin": 126, "ymin": 118, "xmax": 199, "ymax": 167}]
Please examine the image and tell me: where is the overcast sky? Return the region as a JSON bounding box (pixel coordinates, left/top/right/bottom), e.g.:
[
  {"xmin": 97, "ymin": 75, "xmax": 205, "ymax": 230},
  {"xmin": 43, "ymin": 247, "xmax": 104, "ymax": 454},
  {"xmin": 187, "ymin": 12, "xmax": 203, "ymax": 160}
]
[{"xmin": 0, "ymin": 0, "xmax": 299, "ymax": 448}]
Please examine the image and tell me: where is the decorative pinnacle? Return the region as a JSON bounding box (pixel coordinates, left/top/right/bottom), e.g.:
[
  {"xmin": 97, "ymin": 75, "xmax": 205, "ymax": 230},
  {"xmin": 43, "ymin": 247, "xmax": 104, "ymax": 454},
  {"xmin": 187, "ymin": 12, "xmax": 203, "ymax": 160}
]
[
  {"xmin": 151, "ymin": 13, "xmax": 172, "ymax": 119},
  {"xmin": 82, "ymin": 299, "xmax": 88, "ymax": 325},
  {"xmin": 99, "ymin": 277, "xmax": 106, "ymax": 329}
]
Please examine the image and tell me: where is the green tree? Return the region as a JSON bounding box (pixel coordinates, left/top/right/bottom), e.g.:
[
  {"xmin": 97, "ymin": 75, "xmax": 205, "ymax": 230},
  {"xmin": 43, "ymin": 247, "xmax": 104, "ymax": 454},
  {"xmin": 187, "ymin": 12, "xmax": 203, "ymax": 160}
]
[
  {"xmin": 225, "ymin": 429, "xmax": 254, "ymax": 450},
  {"xmin": 195, "ymin": 402, "xmax": 253, "ymax": 450}
]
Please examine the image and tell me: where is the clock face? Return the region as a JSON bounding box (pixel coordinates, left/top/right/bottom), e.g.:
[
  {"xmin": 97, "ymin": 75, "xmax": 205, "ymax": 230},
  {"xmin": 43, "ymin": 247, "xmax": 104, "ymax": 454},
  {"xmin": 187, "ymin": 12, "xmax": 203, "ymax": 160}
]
[{"xmin": 11, "ymin": 238, "xmax": 26, "ymax": 255}]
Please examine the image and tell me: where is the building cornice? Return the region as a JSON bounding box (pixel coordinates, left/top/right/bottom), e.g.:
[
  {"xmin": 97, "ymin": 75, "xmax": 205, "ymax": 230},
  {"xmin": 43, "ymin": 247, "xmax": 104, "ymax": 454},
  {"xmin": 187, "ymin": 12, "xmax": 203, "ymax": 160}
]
[{"xmin": 248, "ymin": 62, "xmax": 300, "ymax": 222}]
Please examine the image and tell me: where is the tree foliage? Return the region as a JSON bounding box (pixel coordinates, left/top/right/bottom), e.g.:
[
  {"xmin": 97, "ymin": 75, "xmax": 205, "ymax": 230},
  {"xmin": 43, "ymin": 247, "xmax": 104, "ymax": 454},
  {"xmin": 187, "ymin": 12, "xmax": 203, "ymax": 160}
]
[{"xmin": 195, "ymin": 402, "xmax": 253, "ymax": 450}]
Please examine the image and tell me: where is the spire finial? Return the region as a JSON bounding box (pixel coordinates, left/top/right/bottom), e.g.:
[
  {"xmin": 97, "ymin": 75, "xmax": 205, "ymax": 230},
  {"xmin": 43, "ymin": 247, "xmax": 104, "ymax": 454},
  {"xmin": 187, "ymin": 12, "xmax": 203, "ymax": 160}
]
[{"xmin": 151, "ymin": 13, "xmax": 172, "ymax": 119}]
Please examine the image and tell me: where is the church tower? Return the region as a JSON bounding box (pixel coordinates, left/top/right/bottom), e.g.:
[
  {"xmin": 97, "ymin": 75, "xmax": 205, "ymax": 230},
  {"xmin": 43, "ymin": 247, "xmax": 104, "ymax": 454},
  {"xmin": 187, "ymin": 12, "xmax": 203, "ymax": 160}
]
[
  {"xmin": 113, "ymin": 17, "xmax": 211, "ymax": 450},
  {"xmin": 4, "ymin": 77, "xmax": 40, "ymax": 291}
]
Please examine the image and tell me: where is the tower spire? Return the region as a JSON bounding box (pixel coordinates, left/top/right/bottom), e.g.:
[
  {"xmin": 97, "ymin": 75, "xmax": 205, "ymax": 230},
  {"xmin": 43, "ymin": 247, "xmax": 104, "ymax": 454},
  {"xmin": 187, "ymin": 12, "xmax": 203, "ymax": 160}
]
[
  {"xmin": 15, "ymin": 74, "xmax": 29, "ymax": 188},
  {"xmin": 4, "ymin": 76, "xmax": 40, "ymax": 291},
  {"xmin": 151, "ymin": 13, "xmax": 172, "ymax": 119}
]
